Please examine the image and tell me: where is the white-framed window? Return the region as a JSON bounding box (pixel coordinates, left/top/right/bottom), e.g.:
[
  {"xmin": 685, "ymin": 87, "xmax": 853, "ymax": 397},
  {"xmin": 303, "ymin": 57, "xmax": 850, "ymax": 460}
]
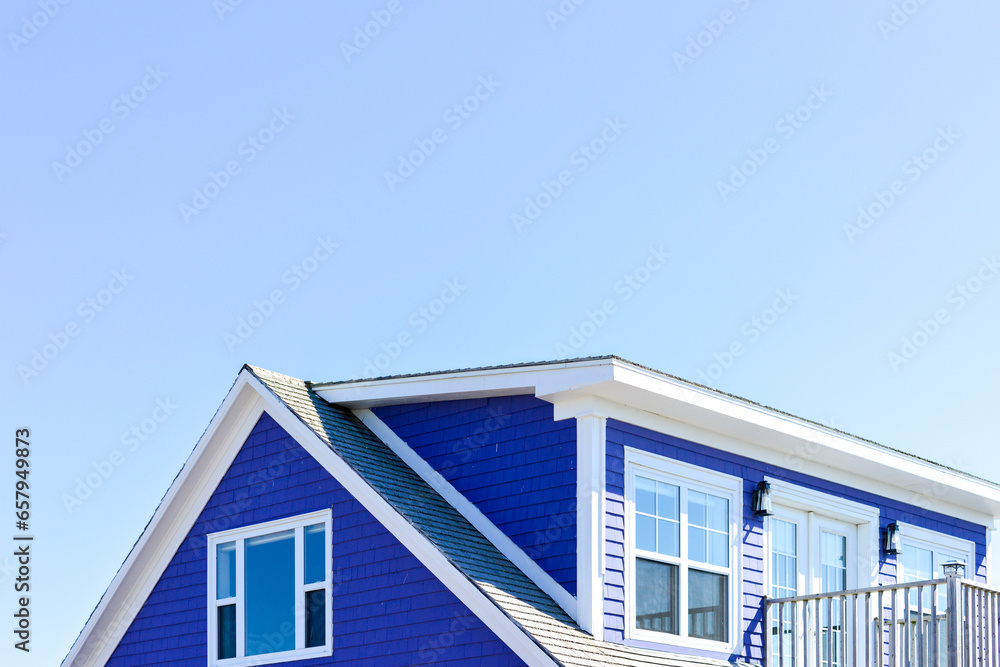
[
  {"xmin": 764, "ymin": 480, "xmax": 880, "ymax": 667},
  {"xmin": 898, "ymin": 523, "xmax": 975, "ymax": 584},
  {"xmin": 207, "ymin": 509, "xmax": 332, "ymax": 667},
  {"xmin": 625, "ymin": 449, "xmax": 742, "ymax": 650}
]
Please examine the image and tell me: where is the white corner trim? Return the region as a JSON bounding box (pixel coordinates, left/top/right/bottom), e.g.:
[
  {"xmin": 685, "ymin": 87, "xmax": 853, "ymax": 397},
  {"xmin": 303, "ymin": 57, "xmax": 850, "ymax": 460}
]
[
  {"xmin": 63, "ymin": 373, "xmax": 267, "ymax": 667},
  {"xmin": 354, "ymin": 408, "xmax": 578, "ymax": 621},
  {"xmin": 575, "ymin": 414, "xmax": 606, "ymax": 636}
]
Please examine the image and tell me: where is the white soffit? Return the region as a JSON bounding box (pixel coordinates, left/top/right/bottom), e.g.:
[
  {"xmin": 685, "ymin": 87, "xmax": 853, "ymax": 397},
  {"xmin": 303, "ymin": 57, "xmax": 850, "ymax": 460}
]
[{"xmin": 314, "ymin": 358, "xmax": 1000, "ymax": 519}]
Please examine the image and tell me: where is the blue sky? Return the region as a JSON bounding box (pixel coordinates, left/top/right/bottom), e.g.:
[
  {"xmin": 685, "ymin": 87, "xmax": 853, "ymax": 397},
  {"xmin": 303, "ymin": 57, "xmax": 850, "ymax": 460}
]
[{"xmin": 2, "ymin": 1, "xmax": 999, "ymax": 664}]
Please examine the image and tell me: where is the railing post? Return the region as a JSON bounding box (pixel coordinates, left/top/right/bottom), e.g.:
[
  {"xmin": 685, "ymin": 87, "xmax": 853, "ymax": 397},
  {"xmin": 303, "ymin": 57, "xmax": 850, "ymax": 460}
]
[{"xmin": 947, "ymin": 573, "xmax": 961, "ymax": 667}]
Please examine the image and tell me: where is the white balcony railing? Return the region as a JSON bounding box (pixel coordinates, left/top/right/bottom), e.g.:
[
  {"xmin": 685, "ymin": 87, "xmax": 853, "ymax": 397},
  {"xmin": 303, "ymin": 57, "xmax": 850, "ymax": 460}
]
[{"xmin": 764, "ymin": 574, "xmax": 1000, "ymax": 667}]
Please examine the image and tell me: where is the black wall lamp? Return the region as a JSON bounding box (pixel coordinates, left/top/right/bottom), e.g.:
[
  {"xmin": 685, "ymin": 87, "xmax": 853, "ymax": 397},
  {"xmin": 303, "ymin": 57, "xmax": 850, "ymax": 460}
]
[
  {"xmin": 753, "ymin": 481, "xmax": 774, "ymax": 516},
  {"xmin": 883, "ymin": 522, "xmax": 902, "ymax": 555}
]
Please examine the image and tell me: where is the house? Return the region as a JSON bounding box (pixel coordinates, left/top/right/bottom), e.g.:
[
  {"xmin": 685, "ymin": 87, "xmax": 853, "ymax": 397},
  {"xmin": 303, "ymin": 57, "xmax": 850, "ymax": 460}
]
[{"xmin": 64, "ymin": 356, "xmax": 1000, "ymax": 666}]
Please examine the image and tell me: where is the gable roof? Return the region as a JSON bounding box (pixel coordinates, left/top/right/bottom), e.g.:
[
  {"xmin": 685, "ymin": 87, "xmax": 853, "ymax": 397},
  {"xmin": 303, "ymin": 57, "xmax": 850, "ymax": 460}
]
[{"xmin": 65, "ymin": 364, "xmax": 730, "ymax": 667}]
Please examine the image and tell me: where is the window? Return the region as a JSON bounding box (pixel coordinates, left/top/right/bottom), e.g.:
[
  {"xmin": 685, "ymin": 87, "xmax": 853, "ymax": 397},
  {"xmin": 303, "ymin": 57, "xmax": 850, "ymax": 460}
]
[
  {"xmin": 207, "ymin": 510, "xmax": 332, "ymax": 666},
  {"xmin": 626, "ymin": 450, "xmax": 741, "ymax": 648},
  {"xmin": 764, "ymin": 482, "xmax": 879, "ymax": 667}
]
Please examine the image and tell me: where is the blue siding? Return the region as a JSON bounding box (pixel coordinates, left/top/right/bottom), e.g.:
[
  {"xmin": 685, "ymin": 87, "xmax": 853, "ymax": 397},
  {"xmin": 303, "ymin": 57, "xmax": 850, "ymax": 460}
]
[
  {"xmin": 103, "ymin": 412, "xmax": 523, "ymax": 666},
  {"xmin": 603, "ymin": 418, "xmax": 989, "ymax": 664},
  {"xmin": 373, "ymin": 396, "xmax": 577, "ymax": 595}
]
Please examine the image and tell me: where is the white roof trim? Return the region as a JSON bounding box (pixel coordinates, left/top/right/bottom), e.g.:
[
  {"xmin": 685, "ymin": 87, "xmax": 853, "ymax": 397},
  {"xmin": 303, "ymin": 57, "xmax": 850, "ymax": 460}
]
[
  {"xmin": 316, "ymin": 358, "xmax": 1000, "ymax": 519},
  {"xmin": 354, "ymin": 408, "xmax": 578, "ymax": 621},
  {"xmin": 64, "ymin": 370, "xmax": 559, "ymax": 667}
]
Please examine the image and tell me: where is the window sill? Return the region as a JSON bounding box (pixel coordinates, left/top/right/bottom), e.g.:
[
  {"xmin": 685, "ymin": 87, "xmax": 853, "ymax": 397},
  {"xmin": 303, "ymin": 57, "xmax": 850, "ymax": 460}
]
[{"xmin": 211, "ymin": 645, "xmax": 332, "ymax": 667}]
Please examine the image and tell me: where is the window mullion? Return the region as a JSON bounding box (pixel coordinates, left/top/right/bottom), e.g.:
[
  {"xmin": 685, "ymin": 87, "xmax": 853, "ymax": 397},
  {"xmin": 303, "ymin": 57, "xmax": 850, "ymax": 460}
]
[{"xmin": 235, "ymin": 537, "xmax": 245, "ymax": 658}]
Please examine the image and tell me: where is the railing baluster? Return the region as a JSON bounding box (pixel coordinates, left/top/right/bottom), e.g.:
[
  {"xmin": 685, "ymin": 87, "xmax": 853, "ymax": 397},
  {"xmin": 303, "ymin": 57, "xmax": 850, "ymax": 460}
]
[
  {"xmin": 841, "ymin": 595, "xmax": 848, "ymax": 667},
  {"xmin": 778, "ymin": 601, "xmax": 785, "ymax": 667},
  {"xmin": 988, "ymin": 593, "xmax": 1000, "ymax": 667},
  {"xmin": 918, "ymin": 585, "xmax": 925, "ymax": 667},
  {"xmin": 931, "ymin": 583, "xmax": 939, "ymax": 667},
  {"xmin": 792, "ymin": 599, "xmax": 798, "ymax": 667},
  {"xmin": 891, "ymin": 587, "xmax": 899, "ymax": 667},
  {"xmin": 816, "ymin": 598, "xmax": 822, "ymax": 667},
  {"xmin": 867, "ymin": 591, "xmax": 873, "ymax": 667}
]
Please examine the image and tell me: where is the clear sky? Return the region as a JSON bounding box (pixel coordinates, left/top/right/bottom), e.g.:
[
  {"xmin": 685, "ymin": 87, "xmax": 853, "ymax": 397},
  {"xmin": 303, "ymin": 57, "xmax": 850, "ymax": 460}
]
[{"xmin": 2, "ymin": 2, "xmax": 998, "ymax": 664}]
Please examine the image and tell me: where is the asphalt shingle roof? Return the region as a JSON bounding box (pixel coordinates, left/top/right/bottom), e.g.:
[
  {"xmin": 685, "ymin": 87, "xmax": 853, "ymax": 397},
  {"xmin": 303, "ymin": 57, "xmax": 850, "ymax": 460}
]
[{"xmin": 247, "ymin": 364, "xmax": 732, "ymax": 667}]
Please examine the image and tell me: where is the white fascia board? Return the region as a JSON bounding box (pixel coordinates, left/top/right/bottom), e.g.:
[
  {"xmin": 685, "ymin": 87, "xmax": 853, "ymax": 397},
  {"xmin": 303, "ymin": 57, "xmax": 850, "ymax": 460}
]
[
  {"xmin": 578, "ymin": 399, "xmax": 997, "ymax": 528},
  {"xmin": 63, "ymin": 372, "xmax": 266, "ymax": 667},
  {"xmin": 312, "ymin": 359, "xmax": 615, "ymax": 408},
  {"xmin": 316, "ymin": 358, "xmax": 1000, "ymax": 523},
  {"xmin": 550, "ymin": 362, "xmax": 1000, "ymax": 521},
  {"xmin": 353, "ymin": 408, "xmax": 578, "ymax": 622}
]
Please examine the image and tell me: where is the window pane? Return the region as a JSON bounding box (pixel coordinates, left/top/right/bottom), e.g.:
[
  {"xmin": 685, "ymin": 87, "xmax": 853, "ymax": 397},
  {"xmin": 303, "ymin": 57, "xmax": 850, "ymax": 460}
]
[
  {"xmin": 709, "ymin": 531, "xmax": 729, "ymax": 567},
  {"xmin": 658, "ymin": 518, "xmax": 679, "ymax": 557},
  {"xmin": 636, "ymin": 477, "xmax": 656, "ymax": 515},
  {"xmin": 656, "ymin": 482, "xmax": 679, "ymax": 520},
  {"xmin": 820, "ymin": 531, "xmax": 847, "ymax": 593},
  {"xmin": 771, "ymin": 519, "xmax": 798, "ymax": 599},
  {"xmin": 707, "ymin": 495, "xmax": 728, "ymax": 532},
  {"xmin": 218, "ymin": 604, "xmax": 236, "ymax": 659},
  {"xmin": 904, "ymin": 546, "xmax": 933, "ymax": 582},
  {"xmin": 636, "ymin": 514, "xmax": 656, "ymax": 552},
  {"xmin": 304, "ymin": 523, "xmax": 326, "ymax": 585},
  {"xmin": 305, "ymin": 589, "xmax": 326, "ymax": 648},
  {"xmin": 689, "ymin": 491, "xmax": 707, "ymax": 527},
  {"xmin": 245, "ymin": 529, "xmax": 295, "ymax": 656},
  {"xmin": 689, "ymin": 526, "xmax": 707, "ymax": 563},
  {"xmin": 689, "ymin": 569, "xmax": 728, "ymax": 642},
  {"xmin": 636, "ymin": 558, "xmax": 678, "ymax": 635},
  {"xmin": 217, "ymin": 541, "xmax": 236, "ymax": 600}
]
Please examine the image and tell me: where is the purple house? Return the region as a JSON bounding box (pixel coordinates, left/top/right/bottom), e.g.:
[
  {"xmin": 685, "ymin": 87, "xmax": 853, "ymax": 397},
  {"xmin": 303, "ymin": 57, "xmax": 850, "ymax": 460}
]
[{"xmin": 65, "ymin": 357, "xmax": 1000, "ymax": 666}]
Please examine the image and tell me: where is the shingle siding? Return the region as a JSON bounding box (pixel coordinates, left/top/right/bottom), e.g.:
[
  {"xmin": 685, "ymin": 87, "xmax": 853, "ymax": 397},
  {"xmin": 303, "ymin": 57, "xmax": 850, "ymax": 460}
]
[
  {"xmin": 373, "ymin": 395, "xmax": 578, "ymax": 595},
  {"xmin": 603, "ymin": 418, "xmax": 989, "ymax": 664},
  {"xmin": 104, "ymin": 412, "xmax": 523, "ymax": 666}
]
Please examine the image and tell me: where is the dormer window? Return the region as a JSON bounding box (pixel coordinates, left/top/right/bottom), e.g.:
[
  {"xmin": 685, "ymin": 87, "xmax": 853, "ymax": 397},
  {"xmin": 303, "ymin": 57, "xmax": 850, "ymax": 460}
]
[{"xmin": 626, "ymin": 450, "xmax": 741, "ymax": 649}]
